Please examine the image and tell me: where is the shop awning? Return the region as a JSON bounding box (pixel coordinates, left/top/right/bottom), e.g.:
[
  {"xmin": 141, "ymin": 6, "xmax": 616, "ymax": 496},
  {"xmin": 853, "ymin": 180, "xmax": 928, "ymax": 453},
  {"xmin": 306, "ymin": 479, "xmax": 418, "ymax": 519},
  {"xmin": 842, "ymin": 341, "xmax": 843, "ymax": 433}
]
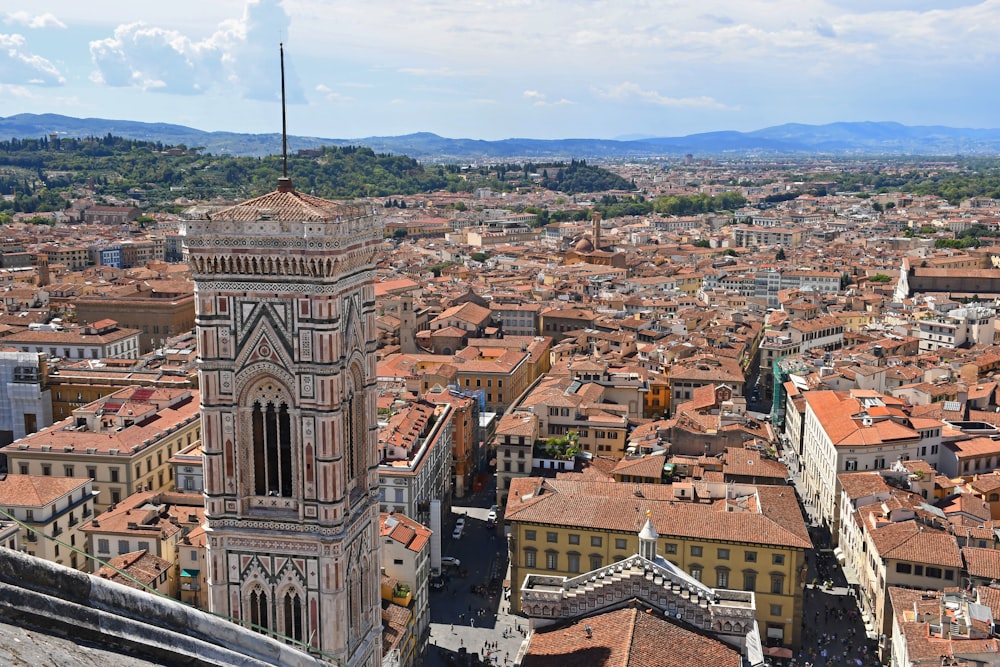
[{"xmin": 180, "ymin": 569, "xmax": 200, "ymax": 578}]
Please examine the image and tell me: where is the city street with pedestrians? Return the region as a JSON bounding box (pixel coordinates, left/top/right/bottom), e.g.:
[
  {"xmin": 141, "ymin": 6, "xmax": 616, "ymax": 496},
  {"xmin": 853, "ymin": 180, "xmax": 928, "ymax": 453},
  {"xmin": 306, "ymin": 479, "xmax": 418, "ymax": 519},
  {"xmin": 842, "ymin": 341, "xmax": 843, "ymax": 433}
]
[
  {"xmin": 425, "ymin": 482, "xmax": 524, "ymax": 666},
  {"xmin": 787, "ymin": 456, "xmax": 882, "ymax": 667}
]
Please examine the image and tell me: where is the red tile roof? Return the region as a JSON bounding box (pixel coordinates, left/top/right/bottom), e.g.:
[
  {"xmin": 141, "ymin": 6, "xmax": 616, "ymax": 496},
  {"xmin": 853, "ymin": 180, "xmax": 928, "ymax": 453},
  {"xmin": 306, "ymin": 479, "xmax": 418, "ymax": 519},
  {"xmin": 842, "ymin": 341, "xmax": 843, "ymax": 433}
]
[
  {"xmin": 506, "ymin": 477, "xmax": 810, "ymax": 549},
  {"xmin": 522, "ymin": 606, "xmax": 742, "ymax": 667},
  {"xmin": 210, "ymin": 188, "xmax": 367, "ymax": 222},
  {"xmin": 0, "ymin": 474, "xmax": 89, "ymax": 506}
]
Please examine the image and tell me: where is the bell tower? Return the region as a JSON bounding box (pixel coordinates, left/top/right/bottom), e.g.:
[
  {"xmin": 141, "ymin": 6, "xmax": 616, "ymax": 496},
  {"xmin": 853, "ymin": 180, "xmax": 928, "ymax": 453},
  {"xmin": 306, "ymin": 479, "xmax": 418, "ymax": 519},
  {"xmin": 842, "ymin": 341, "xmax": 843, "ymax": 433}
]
[{"xmin": 185, "ymin": 175, "xmax": 384, "ymax": 665}]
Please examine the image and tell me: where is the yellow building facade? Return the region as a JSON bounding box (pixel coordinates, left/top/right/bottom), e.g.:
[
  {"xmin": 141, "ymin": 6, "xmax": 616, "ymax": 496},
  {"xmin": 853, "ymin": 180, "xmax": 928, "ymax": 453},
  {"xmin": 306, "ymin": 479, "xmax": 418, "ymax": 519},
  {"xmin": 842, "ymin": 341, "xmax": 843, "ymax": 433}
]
[{"xmin": 505, "ymin": 477, "xmax": 809, "ymax": 649}]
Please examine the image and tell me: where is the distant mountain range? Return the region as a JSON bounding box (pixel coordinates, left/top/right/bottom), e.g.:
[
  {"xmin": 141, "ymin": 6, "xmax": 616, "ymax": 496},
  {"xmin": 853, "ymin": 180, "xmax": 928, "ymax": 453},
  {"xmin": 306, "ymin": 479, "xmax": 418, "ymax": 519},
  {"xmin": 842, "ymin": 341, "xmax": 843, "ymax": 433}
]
[{"xmin": 3, "ymin": 113, "xmax": 1000, "ymax": 160}]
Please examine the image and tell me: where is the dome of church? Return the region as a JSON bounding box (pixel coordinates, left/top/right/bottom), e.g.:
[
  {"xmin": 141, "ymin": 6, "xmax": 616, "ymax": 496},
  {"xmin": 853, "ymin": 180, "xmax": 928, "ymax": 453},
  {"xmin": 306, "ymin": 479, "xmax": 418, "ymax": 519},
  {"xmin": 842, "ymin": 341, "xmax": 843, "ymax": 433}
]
[{"xmin": 574, "ymin": 235, "xmax": 594, "ymax": 253}]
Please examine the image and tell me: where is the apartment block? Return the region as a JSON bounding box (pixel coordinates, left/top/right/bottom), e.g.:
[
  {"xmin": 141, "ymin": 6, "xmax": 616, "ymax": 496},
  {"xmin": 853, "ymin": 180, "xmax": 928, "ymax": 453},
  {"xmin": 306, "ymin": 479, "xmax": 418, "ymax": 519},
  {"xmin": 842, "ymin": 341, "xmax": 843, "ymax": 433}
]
[
  {"xmin": 3, "ymin": 386, "xmax": 201, "ymax": 511},
  {"xmin": 377, "ymin": 399, "xmax": 453, "ymax": 532},
  {"xmin": 379, "ymin": 512, "xmax": 432, "ymax": 667},
  {"xmin": 74, "ymin": 280, "xmax": 195, "ymax": 354},
  {"xmin": 494, "ymin": 412, "xmax": 539, "ymax": 510},
  {"xmin": 81, "ymin": 489, "xmax": 204, "ymax": 593},
  {"xmin": 800, "ymin": 390, "xmax": 940, "ymax": 542},
  {"xmin": 0, "ymin": 320, "xmax": 141, "ymax": 361},
  {"xmin": 0, "ymin": 474, "xmax": 96, "ymax": 570}
]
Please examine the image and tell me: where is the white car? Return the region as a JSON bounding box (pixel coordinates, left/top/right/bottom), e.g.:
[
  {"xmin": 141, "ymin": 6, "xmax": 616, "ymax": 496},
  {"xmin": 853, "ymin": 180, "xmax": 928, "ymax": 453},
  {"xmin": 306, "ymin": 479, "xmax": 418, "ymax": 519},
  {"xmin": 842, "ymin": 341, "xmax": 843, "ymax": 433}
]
[
  {"xmin": 487, "ymin": 509, "xmax": 498, "ymax": 523},
  {"xmin": 452, "ymin": 517, "xmax": 465, "ymax": 539},
  {"xmin": 441, "ymin": 556, "xmax": 461, "ymax": 568}
]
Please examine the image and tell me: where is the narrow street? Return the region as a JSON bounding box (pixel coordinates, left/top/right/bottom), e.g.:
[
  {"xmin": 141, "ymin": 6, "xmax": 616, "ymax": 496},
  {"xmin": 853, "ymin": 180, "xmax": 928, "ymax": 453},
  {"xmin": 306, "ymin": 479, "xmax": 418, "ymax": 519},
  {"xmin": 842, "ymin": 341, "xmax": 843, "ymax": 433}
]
[
  {"xmin": 425, "ymin": 482, "xmax": 523, "ymax": 666},
  {"xmin": 787, "ymin": 453, "xmax": 883, "ymax": 667}
]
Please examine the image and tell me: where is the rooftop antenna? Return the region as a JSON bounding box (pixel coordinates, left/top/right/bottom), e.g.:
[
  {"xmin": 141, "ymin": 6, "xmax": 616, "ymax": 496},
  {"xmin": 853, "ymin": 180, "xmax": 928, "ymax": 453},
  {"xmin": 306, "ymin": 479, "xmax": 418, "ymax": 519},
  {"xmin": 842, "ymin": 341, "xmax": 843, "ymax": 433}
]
[{"xmin": 278, "ymin": 42, "xmax": 292, "ymax": 192}]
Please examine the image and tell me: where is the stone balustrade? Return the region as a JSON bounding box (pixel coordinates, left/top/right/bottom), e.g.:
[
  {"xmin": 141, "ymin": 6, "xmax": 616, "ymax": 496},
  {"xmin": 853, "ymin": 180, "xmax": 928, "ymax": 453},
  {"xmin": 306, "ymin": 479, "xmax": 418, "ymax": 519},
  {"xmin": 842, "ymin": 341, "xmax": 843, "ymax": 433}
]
[{"xmin": 520, "ymin": 554, "xmax": 756, "ymax": 638}]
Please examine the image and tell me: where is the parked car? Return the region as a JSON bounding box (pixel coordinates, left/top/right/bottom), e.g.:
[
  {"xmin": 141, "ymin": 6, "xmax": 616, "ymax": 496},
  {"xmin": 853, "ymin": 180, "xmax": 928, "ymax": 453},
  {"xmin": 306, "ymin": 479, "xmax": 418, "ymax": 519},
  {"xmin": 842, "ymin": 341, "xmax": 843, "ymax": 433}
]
[
  {"xmin": 441, "ymin": 556, "xmax": 461, "ymax": 568},
  {"xmin": 487, "ymin": 509, "xmax": 498, "ymax": 523},
  {"xmin": 452, "ymin": 517, "xmax": 465, "ymax": 539}
]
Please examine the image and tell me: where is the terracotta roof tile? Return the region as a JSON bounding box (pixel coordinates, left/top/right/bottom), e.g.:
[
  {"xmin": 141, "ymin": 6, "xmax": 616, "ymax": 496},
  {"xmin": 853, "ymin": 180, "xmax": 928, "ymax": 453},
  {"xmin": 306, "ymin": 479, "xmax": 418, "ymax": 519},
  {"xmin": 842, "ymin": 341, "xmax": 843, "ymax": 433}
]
[
  {"xmin": 0, "ymin": 474, "xmax": 89, "ymax": 506},
  {"xmin": 506, "ymin": 477, "xmax": 810, "ymax": 549},
  {"xmin": 522, "ymin": 606, "xmax": 742, "ymax": 667},
  {"xmin": 868, "ymin": 521, "xmax": 963, "ymax": 568},
  {"xmin": 95, "ymin": 549, "xmax": 172, "ymax": 589},
  {"xmin": 210, "ymin": 188, "xmax": 368, "ymax": 223},
  {"xmin": 963, "ymin": 547, "xmax": 1000, "ymax": 580}
]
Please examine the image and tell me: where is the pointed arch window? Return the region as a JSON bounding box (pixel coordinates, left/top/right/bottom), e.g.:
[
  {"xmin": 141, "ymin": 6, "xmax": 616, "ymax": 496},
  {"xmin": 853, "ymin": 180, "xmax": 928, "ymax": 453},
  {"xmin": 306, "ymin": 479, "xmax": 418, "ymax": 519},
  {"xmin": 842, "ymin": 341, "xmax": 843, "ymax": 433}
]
[
  {"xmin": 249, "ymin": 589, "xmax": 269, "ymax": 632},
  {"xmin": 345, "ymin": 363, "xmax": 369, "ymax": 502},
  {"xmin": 252, "ymin": 400, "xmax": 293, "ymax": 497},
  {"xmin": 283, "ymin": 590, "xmax": 304, "ymax": 643},
  {"xmin": 345, "ymin": 391, "xmax": 359, "ymax": 481},
  {"xmin": 347, "ymin": 573, "xmax": 360, "ymax": 649}
]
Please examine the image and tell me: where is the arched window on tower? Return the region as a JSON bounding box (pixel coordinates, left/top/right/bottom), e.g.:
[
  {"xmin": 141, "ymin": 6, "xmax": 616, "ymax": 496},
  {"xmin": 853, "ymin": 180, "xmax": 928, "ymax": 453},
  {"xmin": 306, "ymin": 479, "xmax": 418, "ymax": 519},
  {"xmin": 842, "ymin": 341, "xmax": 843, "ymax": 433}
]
[
  {"xmin": 252, "ymin": 400, "xmax": 293, "ymax": 497},
  {"xmin": 345, "ymin": 391, "xmax": 357, "ymax": 483},
  {"xmin": 283, "ymin": 589, "xmax": 304, "ymax": 643},
  {"xmin": 249, "ymin": 589, "xmax": 269, "ymax": 632},
  {"xmin": 347, "ymin": 573, "xmax": 359, "ymax": 649},
  {"xmin": 344, "ymin": 363, "xmax": 368, "ymax": 503}
]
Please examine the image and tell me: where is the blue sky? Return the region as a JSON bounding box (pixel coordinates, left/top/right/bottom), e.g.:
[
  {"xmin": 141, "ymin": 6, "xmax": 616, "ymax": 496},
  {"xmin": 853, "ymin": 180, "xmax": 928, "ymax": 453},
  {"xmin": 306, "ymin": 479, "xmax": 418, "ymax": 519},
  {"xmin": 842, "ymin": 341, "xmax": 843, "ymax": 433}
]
[{"xmin": 1, "ymin": 0, "xmax": 998, "ymax": 140}]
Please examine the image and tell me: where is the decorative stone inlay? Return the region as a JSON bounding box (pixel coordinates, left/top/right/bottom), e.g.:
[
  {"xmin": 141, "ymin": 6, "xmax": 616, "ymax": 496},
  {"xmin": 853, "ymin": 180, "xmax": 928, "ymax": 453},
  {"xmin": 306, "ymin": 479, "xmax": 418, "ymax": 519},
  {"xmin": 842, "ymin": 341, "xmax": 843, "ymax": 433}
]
[
  {"xmin": 193, "ymin": 274, "xmax": 375, "ymax": 295},
  {"xmin": 215, "ymin": 518, "xmax": 346, "ymax": 537},
  {"xmin": 226, "ymin": 538, "xmax": 320, "ymax": 554}
]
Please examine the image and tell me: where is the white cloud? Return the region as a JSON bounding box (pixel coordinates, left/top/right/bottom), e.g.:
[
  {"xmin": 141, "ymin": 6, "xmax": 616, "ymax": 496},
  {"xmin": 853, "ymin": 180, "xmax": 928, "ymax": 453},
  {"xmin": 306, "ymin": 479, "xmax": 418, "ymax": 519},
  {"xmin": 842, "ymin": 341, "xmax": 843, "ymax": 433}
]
[
  {"xmin": 0, "ymin": 33, "xmax": 65, "ymax": 86},
  {"xmin": 0, "ymin": 83, "xmax": 32, "ymax": 97},
  {"xmin": 88, "ymin": 21, "xmax": 224, "ymax": 93},
  {"xmin": 88, "ymin": 0, "xmax": 304, "ymax": 102},
  {"xmin": 593, "ymin": 82, "xmax": 733, "ymax": 110},
  {"xmin": 315, "ymin": 83, "xmax": 355, "ymax": 104},
  {"xmin": 522, "ymin": 89, "xmax": 573, "ymax": 107},
  {"xmin": 236, "ymin": 0, "xmax": 305, "ymax": 103},
  {"xmin": 4, "ymin": 11, "xmax": 66, "ymax": 29}
]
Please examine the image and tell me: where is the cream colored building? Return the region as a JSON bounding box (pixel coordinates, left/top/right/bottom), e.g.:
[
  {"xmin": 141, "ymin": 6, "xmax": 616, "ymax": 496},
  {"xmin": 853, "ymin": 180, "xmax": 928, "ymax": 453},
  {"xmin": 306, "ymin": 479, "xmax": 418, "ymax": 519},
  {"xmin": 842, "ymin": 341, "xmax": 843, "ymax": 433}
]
[
  {"xmin": 0, "ymin": 319, "xmax": 141, "ymax": 361},
  {"xmin": 0, "ymin": 474, "xmax": 97, "ymax": 571},
  {"xmin": 495, "ymin": 412, "xmax": 540, "ymax": 510},
  {"xmin": 517, "ymin": 375, "xmax": 630, "ymax": 458},
  {"xmin": 2, "ymin": 386, "xmax": 201, "ymax": 511},
  {"xmin": 379, "ymin": 512, "xmax": 432, "ymax": 667},
  {"xmin": 800, "ymin": 389, "xmax": 941, "ymax": 542},
  {"xmin": 81, "ymin": 489, "xmax": 204, "ymax": 590}
]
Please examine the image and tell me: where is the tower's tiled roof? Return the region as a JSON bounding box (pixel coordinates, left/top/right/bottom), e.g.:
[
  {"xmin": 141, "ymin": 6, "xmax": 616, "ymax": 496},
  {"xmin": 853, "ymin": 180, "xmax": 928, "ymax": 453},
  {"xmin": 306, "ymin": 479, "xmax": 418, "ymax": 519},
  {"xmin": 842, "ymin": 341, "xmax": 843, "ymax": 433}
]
[{"xmin": 210, "ymin": 182, "xmax": 357, "ymax": 223}]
